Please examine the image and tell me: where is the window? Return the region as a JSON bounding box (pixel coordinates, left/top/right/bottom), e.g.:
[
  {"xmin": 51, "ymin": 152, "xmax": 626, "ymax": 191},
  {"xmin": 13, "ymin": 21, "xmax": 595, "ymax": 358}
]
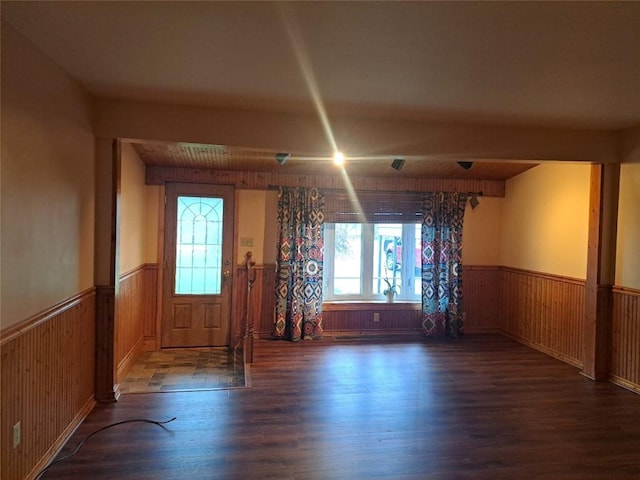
[
  {"xmin": 174, "ymin": 196, "xmax": 224, "ymax": 294},
  {"xmin": 323, "ymin": 222, "xmax": 421, "ymax": 301}
]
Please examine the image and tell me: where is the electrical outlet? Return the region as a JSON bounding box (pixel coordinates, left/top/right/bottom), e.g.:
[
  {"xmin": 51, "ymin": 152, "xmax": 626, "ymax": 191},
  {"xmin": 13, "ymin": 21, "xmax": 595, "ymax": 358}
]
[
  {"xmin": 373, "ymin": 312, "xmax": 380, "ymax": 322},
  {"xmin": 13, "ymin": 421, "xmax": 20, "ymax": 448}
]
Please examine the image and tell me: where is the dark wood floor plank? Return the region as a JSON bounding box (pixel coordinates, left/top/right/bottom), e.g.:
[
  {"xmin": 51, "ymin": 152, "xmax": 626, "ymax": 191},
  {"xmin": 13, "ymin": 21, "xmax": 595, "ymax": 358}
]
[{"xmin": 41, "ymin": 335, "xmax": 640, "ymax": 479}]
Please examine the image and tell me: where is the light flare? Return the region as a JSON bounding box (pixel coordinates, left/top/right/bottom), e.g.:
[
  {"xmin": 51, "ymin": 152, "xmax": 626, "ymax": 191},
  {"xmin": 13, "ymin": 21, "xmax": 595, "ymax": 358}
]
[
  {"xmin": 277, "ymin": 3, "xmax": 338, "ymax": 154},
  {"xmin": 277, "ymin": 4, "xmax": 364, "ymax": 218},
  {"xmin": 339, "ymin": 168, "xmax": 366, "ymax": 223}
]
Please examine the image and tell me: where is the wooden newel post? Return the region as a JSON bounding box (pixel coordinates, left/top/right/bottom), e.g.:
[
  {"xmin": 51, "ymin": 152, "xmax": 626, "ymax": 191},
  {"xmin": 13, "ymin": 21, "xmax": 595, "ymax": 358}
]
[{"xmin": 244, "ymin": 252, "xmax": 256, "ymax": 364}]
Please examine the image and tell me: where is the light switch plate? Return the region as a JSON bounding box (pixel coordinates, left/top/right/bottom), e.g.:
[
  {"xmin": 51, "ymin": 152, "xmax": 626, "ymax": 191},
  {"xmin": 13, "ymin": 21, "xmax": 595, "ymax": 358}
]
[{"xmin": 240, "ymin": 237, "xmax": 254, "ymax": 247}]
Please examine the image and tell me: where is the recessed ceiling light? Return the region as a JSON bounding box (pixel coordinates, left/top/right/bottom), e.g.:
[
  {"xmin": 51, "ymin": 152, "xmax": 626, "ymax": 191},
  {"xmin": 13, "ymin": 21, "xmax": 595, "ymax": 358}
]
[
  {"xmin": 333, "ymin": 151, "xmax": 345, "ymax": 166},
  {"xmin": 391, "ymin": 158, "xmax": 406, "ymax": 171},
  {"xmin": 275, "ymin": 153, "xmax": 291, "ymax": 165}
]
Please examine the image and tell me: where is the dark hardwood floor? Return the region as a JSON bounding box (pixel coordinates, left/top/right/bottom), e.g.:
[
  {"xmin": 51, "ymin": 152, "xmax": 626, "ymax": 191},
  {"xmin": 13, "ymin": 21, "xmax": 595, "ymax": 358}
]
[{"xmin": 41, "ymin": 335, "xmax": 640, "ymax": 479}]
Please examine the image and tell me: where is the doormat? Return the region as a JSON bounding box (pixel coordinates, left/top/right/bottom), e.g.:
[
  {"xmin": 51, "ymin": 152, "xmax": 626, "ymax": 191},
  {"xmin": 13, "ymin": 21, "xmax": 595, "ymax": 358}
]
[{"xmin": 120, "ymin": 347, "xmax": 247, "ymax": 394}]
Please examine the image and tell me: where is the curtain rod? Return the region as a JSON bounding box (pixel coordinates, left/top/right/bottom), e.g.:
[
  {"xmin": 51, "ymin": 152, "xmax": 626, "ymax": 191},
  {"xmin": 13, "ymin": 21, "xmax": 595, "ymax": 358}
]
[{"xmin": 266, "ymin": 185, "xmax": 484, "ymax": 196}]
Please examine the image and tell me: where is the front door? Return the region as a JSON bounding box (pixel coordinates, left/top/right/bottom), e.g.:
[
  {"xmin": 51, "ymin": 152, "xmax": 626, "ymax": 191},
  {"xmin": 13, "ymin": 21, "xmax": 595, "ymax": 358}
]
[{"xmin": 162, "ymin": 183, "xmax": 234, "ymax": 347}]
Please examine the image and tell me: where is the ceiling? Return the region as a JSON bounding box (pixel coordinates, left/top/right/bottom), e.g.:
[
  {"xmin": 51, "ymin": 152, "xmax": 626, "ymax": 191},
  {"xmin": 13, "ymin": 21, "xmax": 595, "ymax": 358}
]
[
  {"xmin": 3, "ymin": 1, "xmax": 640, "ymax": 180},
  {"xmin": 133, "ymin": 142, "xmax": 536, "ymax": 180}
]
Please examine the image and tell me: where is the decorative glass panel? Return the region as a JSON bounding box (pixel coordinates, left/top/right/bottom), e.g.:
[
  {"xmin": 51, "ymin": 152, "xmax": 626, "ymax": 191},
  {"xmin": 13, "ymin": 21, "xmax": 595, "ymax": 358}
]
[{"xmin": 175, "ymin": 196, "xmax": 224, "ymax": 294}]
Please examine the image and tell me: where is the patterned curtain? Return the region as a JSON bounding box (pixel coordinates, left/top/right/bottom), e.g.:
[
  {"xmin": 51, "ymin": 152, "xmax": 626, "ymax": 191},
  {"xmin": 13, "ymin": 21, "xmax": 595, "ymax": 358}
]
[
  {"xmin": 273, "ymin": 187, "xmax": 325, "ymax": 341},
  {"xmin": 421, "ymin": 192, "xmax": 468, "ymax": 337}
]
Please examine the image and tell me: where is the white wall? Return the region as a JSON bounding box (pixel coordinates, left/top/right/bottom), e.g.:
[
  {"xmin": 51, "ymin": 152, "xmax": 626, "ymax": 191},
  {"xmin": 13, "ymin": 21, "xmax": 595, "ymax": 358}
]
[
  {"xmin": 1, "ymin": 22, "xmax": 95, "ymax": 329},
  {"xmin": 236, "ymin": 189, "xmax": 278, "ymax": 264},
  {"xmin": 119, "ymin": 143, "xmax": 146, "ymax": 273},
  {"xmin": 616, "ymin": 128, "xmax": 640, "ymax": 289},
  {"xmin": 500, "ymin": 163, "xmax": 591, "ymax": 279},
  {"xmin": 119, "ymin": 142, "xmax": 159, "ymax": 274},
  {"xmin": 463, "ymin": 197, "xmax": 503, "ymax": 265}
]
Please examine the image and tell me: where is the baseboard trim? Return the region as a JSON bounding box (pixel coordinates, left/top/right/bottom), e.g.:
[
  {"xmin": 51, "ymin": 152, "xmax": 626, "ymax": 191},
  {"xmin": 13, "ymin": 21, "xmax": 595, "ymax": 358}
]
[
  {"xmin": 142, "ymin": 336, "xmax": 158, "ymax": 351},
  {"xmin": 464, "ymin": 327, "xmax": 502, "ymax": 335},
  {"xmin": 117, "ymin": 336, "xmax": 145, "ymax": 383},
  {"xmin": 259, "ymin": 329, "xmax": 510, "ymax": 339},
  {"xmin": 609, "ymin": 375, "xmax": 640, "ymax": 395},
  {"xmin": 325, "ymin": 329, "xmax": 422, "ymax": 337},
  {"xmin": 498, "ymin": 329, "xmax": 584, "ymax": 369},
  {"xmin": 95, "ymin": 384, "xmax": 121, "ymax": 403},
  {"xmin": 26, "ymin": 396, "xmax": 96, "ymax": 480}
]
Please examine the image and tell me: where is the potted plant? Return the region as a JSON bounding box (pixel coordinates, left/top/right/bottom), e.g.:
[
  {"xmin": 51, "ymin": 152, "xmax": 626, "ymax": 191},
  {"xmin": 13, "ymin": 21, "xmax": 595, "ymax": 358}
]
[{"xmin": 383, "ymin": 278, "xmax": 399, "ymax": 303}]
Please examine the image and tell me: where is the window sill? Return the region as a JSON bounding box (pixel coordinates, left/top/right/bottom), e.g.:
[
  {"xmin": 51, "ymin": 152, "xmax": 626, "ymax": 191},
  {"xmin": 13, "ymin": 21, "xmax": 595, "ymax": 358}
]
[{"xmin": 323, "ymin": 301, "xmax": 420, "ymax": 312}]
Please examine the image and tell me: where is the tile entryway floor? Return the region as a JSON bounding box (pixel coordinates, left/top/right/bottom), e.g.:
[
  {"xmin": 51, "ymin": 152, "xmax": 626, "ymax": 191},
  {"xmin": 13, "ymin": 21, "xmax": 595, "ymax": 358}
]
[{"xmin": 120, "ymin": 347, "xmax": 246, "ymax": 394}]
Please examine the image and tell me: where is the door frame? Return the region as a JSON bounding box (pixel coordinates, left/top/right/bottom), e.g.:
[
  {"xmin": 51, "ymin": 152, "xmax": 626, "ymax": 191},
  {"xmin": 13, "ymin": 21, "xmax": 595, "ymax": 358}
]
[{"xmin": 155, "ymin": 182, "xmax": 238, "ymax": 349}]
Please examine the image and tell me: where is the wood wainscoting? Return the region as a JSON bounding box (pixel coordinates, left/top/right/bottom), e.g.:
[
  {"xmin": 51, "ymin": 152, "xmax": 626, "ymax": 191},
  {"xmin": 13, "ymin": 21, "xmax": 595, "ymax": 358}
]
[
  {"xmin": 611, "ymin": 286, "xmax": 640, "ymax": 394},
  {"xmin": 463, "ymin": 266, "xmax": 502, "ymax": 334},
  {"xmin": 0, "ymin": 290, "xmax": 96, "ymax": 480},
  {"xmin": 323, "ymin": 302, "xmax": 422, "ymax": 335},
  {"xmin": 115, "ymin": 264, "xmax": 158, "ymax": 383},
  {"xmin": 40, "ymin": 335, "xmax": 640, "ymax": 479},
  {"xmin": 465, "ymin": 266, "xmax": 587, "ymax": 369},
  {"xmin": 230, "ymin": 262, "xmax": 639, "ymax": 394},
  {"xmin": 233, "ymin": 264, "xmax": 423, "ymax": 338},
  {"xmin": 499, "ymin": 267, "xmax": 585, "ymax": 368},
  {"xmin": 233, "ymin": 263, "xmax": 277, "ymax": 341}
]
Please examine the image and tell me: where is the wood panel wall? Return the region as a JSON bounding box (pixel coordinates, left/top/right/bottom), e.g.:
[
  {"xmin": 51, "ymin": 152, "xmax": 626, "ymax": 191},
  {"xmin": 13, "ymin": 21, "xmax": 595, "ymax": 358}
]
[
  {"xmin": 142, "ymin": 265, "xmax": 159, "ymax": 343},
  {"xmin": 235, "ymin": 264, "xmax": 422, "ymax": 336},
  {"xmin": 228, "ymin": 262, "xmax": 638, "ymax": 394},
  {"xmin": 611, "ymin": 286, "xmax": 640, "ymax": 394},
  {"xmin": 146, "ymin": 167, "xmax": 506, "ymax": 197},
  {"xmin": 323, "ymin": 302, "xmax": 422, "ymax": 334},
  {"xmin": 233, "ymin": 264, "xmax": 639, "ymax": 395},
  {"xmin": 499, "ymin": 267, "xmax": 585, "ymax": 368},
  {"xmin": 233, "ymin": 264, "xmax": 276, "ymax": 341},
  {"xmin": 463, "ymin": 266, "xmax": 501, "ymax": 333},
  {"xmin": 0, "ymin": 263, "xmax": 634, "ymax": 480},
  {"xmin": 115, "ymin": 264, "xmax": 158, "ymax": 383},
  {"xmin": 239, "ymin": 265, "xmax": 585, "ymax": 345},
  {"xmin": 0, "ymin": 290, "xmax": 96, "ymax": 480}
]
